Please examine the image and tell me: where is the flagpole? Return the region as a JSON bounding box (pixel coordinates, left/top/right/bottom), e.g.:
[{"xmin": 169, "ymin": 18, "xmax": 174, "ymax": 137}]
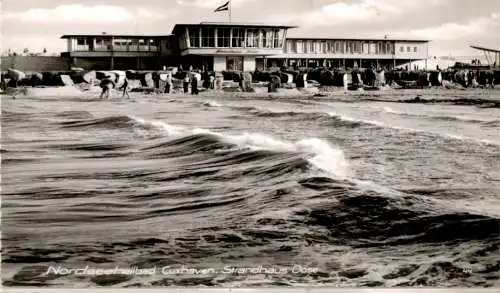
[{"xmin": 229, "ymin": 0, "xmax": 232, "ymax": 22}]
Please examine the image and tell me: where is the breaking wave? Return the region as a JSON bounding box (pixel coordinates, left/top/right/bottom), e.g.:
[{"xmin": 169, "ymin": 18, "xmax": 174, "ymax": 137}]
[{"xmin": 58, "ymin": 115, "xmax": 349, "ymax": 177}]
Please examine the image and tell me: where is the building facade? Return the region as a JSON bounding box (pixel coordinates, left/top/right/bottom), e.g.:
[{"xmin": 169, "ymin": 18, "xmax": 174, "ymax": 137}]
[
  {"xmin": 171, "ymin": 23, "xmax": 292, "ymax": 72},
  {"xmin": 265, "ymin": 38, "xmax": 429, "ymax": 69},
  {"xmin": 61, "ymin": 22, "xmax": 429, "ymax": 71},
  {"xmin": 60, "ymin": 34, "xmax": 176, "ymax": 70}
]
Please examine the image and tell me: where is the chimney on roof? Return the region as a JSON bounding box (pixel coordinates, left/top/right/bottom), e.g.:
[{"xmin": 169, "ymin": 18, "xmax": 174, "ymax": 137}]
[{"xmin": 102, "ymin": 32, "xmax": 107, "ymax": 35}]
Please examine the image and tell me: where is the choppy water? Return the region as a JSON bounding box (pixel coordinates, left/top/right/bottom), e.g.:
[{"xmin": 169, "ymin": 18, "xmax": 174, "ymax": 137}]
[{"xmin": 2, "ymin": 89, "xmax": 500, "ymax": 288}]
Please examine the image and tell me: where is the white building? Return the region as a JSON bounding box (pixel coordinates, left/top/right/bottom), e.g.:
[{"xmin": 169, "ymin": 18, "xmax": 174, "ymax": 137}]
[{"xmin": 61, "ymin": 22, "xmax": 430, "ymax": 71}]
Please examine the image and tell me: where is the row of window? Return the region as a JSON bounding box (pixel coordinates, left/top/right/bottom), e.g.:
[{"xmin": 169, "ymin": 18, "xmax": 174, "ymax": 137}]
[
  {"xmin": 186, "ymin": 27, "xmax": 285, "ymax": 49},
  {"xmin": 400, "ymin": 46, "xmax": 418, "ymax": 53},
  {"xmin": 285, "ymin": 40, "xmax": 398, "ymax": 55},
  {"xmin": 74, "ymin": 45, "xmax": 159, "ymax": 52},
  {"xmin": 75, "ymin": 38, "xmax": 158, "ymax": 47}
]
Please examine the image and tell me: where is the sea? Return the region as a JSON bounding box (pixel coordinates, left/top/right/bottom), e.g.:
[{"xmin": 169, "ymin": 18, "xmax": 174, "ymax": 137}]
[{"xmin": 2, "ymin": 88, "xmax": 500, "ymax": 288}]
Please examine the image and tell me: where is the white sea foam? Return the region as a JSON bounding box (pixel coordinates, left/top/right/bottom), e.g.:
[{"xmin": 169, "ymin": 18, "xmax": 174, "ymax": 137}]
[
  {"xmin": 383, "ymin": 106, "xmax": 404, "ymax": 115},
  {"xmin": 327, "ymin": 112, "xmax": 500, "ymax": 146},
  {"xmin": 223, "ymin": 133, "xmax": 349, "ymax": 177},
  {"xmin": 327, "ymin": 112, "xmax": 384, "ymax": 127},
  {"xmin": 130, "ymin": 116, "xmax": 184, "ymax": 136},
  {"xmin": 129, "ymin": 116, "xmax": 349, "ymax": 177},
  {"xmin": 203, "ymin": 101, "xmax": 223, "ymax": 108},
  {"xmin": 383, "ymin": 106, "xmax": 498, "ymax": 124},
  {"xmin": 295, "ymin": 138, "xmax": 349, "ymax": 176}
]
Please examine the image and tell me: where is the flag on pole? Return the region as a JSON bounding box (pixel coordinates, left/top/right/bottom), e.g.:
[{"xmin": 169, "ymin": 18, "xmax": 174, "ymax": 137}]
[{"xmin": 214, "ymin": 1, "xmax": 229, "ymax": 12}]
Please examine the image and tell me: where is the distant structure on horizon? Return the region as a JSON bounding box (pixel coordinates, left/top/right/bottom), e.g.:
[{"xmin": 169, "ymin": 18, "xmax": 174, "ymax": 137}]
[{"xmin": 58, "ymin": 22, "xmax": 430, "ymax": 71}]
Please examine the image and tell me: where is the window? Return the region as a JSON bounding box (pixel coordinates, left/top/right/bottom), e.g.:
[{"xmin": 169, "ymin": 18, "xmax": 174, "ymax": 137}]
[
  {"xmin": 362, "ymin": 42, "xmax": 369, "ymax": 54},
  {"xmin": 387, "ymin": 42, "xmax": 393, "ymax": 54},
  {"xmin": 296, "ymin": 41, "xmax": 303, "ymax": 53},
  {"xmin": 188, "ymin": 28, "xmax": 200, "ymax": 47},
  {"xmin": 369, "ymin": 42, "xmax": 377, "ymax": 54},
  {"xmin": 113, "ymin": 39, "xmax": 126, "ymax": 46},
  {"xmin": 315, "ymin": 41, "xmax": 322, "ymax": 53},
  {"xmin": 231, "ymin": 28, "xmax": 245, "ymax": 47},
  {"xmin": 377, "ymin": 42, "xmax": 384, "ymax": 54},
  {"xmin": 413, "ymin": 46, "xmax": 417, "ymax": 52},
  {"xmin": 113, "ymin": 39, "xmax": 128, "ymax": 51},
  {"xmin": 309, "ymin": 41, "xmax": 315, "ymax": 53},
  {"xmin": 94, "ymin": 38, "xmax": 108, "ymax": 51},
  {"xmin": 263, "ymin": 30, "xmax": 273, "ymax": 48},
  {"xmin": 179, "ymin": 33, "xmax": 187, "ymax": 50},
  {"xmin": 148, "ymin": 39, "xmax": 158, "ymax": 51},
  {"xmin": 246, "ymin": 29, "xmax": 259, "ymax": 48},
  {"xmin": 217, "ymin": 28, "xmax": 230, "ymax": 47},
  {"xmin": 347, "ymin": 41, "xmax": 354, "ymax": 54},
  {"xmin": 322, "ymin": 41, "xmax": 328, "ymax": 53},
  {"xmin": 400, "ymin": 46, "xmax": 404, "ymax": 52},
  {"xmin": 77, "ymin": 38, "xmax": 86, "ymax": 46},
  {"xmin": 278, "ymin": 29, "xmax": 286, "ymax": 47},
  {"xmin": 138, "ymin": 39, "xmax": 148, "ymax": 51},
  {"xmin": 285, "ymin": 40, "xmax": 293, "ymax": 53},
  {"xmin": 325, "ymin": 41, "xmax": 332, "ymax": 53},
  {"xmin": 273, "ymin": 29, "xmax": 280, "ymax": 48},
  {"xmin": 335, "ymin": 41, "xmax": 341, "ymax": 53},
  {"xmin": 355, "ymin": 41, "xmax": 362, "ymax": 53},
  {"xmin": 285, "ymin": 40, "xmax": 290, "ymax": 53},
  {"xmin": 407, "ymin": 46, "xmax": 411, "ymax": 52},
  {"xmin": 201, "ymin": 28, "xmax": 215, "ymax": 47}
]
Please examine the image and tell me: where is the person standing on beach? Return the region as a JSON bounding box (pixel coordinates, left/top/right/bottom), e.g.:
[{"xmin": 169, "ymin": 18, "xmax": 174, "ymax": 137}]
[
  {"xmin": 209, "ymin": 74, "xmax": 215, "ymax": 89},
  {"xmin": 164, "ymin": 73, "xmax": 172, "ymax": 94},
  {"xmin": 119, "ymin": 77, "xmax": 130, "ymax": 98},
  {"xmin": 99, "ymin": 78, "xmax": 114, "ymax": 99},
  {"xmin": 183, "ymin": 73, "xmax": 190, "ymax": 94},
  {"xmin": 191, "ymin": 73, "xmax": 199, "ymax": 95},
  {"xmin": 0, "ymin": 74, "xmax": 6, "ymax": 92}
]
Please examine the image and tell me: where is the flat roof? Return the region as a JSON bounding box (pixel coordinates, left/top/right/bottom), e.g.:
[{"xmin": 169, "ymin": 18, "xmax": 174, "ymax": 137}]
[
  {"xmin": 286, "ymin": 37, "xmax": 430, "ymax": 42},
  {"xmin": 60, "ymin": 34, "xmax": 172, "ymax": 39},
  {"xmin": 471, "ymin": 45, "xmax": 500, "ymax": 53}
]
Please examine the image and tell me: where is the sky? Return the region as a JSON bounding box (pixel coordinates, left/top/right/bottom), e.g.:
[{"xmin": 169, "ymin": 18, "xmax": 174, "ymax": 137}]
[{"xmin": 2, "ymin": 0, "xmax": 500, "ymax": 62}]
